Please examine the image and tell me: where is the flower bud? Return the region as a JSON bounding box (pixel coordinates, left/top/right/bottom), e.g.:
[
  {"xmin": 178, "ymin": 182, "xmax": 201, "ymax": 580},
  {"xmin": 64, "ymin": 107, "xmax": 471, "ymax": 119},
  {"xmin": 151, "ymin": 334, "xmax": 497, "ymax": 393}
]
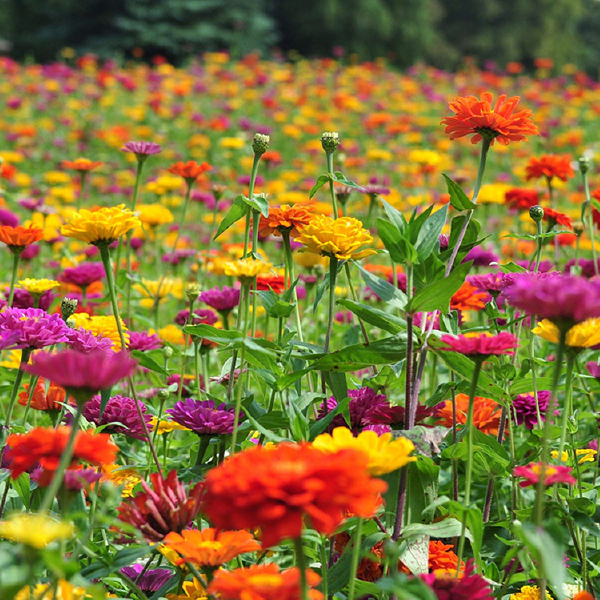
[
  {"xmin": 529, "ymin": 205, "xmax": 544, "ymax": 223},
  {"xmin": 321, "ymin": 131, "xmax": 340, "ymax": 154},
  {"xmin": 162, "ymin": 346, "xmax": 173, "ymax": 359},
  {"xmin": 61, "ymin": 297, "xmax": 78, "ymax": 321},
  {"xmin": 186, "ymin": 283, "xmax": 201, "ymax": 303},
  {"xmin": 157, "ymin": 388, "xmax": 170, "ymax": 401},
  {"xmin": 573, "ymin": 220, "xmax": 585, "ymax": 236},
  {"xmin": 579, "ymin": 156, "xmax": 591, "ymax": 174},
  {"xmin": 252, "ymin": 133, "xmax": 270, "ymax": 156}
]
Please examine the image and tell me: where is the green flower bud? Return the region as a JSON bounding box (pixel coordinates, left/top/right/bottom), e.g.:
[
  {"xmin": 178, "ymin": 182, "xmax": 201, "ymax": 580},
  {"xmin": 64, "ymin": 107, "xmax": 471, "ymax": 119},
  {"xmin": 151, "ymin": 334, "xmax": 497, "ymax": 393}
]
[
  {"xmin": 157, "ymin": 388, "xmax": 170, "ymax": 401},
  {"xmin": 252, "ymin": 133, "xmax": 270, "ymax": 156},
  {"xmin": 579, "ymin": 156, "xmax": 591, "ymax": 174},
  {"xmin": 61, "ymin": 297, "xmax": 78, "ymax": 321},
  {"xmin": 529, "ymin": 205, "xmax": 544, "ymax": 223},
  {"xmin": 162, "ymin": 346, "xmax": 174, "ymax": 359},
  {"xmin": 321, "ymin": 131, "xmax": 340, "ymax": 154},
  {"xmin": 186, "ymin": 283, "xmax": 201, "ymax": 303}
]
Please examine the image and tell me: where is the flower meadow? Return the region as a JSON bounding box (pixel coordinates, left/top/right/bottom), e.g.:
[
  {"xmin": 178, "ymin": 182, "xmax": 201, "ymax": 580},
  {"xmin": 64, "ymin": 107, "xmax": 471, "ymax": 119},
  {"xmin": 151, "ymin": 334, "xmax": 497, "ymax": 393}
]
[{"xmin": 2, "ymin": 53, "xmax": 600, "ymax": 600}]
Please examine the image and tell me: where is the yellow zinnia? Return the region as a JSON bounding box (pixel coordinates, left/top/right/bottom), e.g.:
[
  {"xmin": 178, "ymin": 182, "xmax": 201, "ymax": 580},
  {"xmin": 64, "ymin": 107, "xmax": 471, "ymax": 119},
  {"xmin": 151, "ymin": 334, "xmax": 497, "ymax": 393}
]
[
  {"xmin": 70, "ymin": 313, "xmax": 129, "ymax": 350},
  {"xmin": 551, "ymin": 448, "xmax": 597, "ymax": 464},
  {"xmin": 223, "ymin": 258, "xmax": 273, "ymax": 281},
  {"xmin": 15, "ymin": 580, "xmax": 95, "ymax": 600},
  {"xmin": 17, "ymin": 278, "xmax": 60, "ymax": 296},
  {"xmin": 61, "ymin": 204, "xmax": 141, "ymax": 245},
  {"xmin": 137, "ymin": 203, "xmax": 174, "ymax": 228},
  {"xmin": 509, "ymin": 585, "xmax": 553, "ymax": 600},
  {"xmin": 295, "ymin": 215, "xmax": 376, "ymax": 261},
  {"xmin": 312, "ymin": 426, "xmax": 416, "ymax": 477},
  {"xmin": 101, "ymin": 464, "xmax": 142, "ymax": 498},
  {"xmin": 0, "ymin": 513, "xmax": 75, "ymax": 548},
  {"xmin": 165, "ymin": 578, "xmax": 207, "ymax": 600},
  {"xmin": 533, "ymin": 318, "xmax": 600, "ymax": 348}
]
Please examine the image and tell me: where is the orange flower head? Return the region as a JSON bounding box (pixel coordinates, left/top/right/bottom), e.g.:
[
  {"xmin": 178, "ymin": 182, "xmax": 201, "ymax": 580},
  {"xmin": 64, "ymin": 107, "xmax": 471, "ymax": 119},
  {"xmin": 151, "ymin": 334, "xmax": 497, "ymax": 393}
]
[
  {"xmin": 258, "ymin": 204, "xmax": 315, "ymax": 238},
  {"xmin": 168, "ymin": 161, "xmax": 212, "ymax": 183},
  {"xmin": 437, "ymin": 394, "xmax": 501, "ymax": 436},
  {"xmin": 442, "ymin": 92, "xmax": 538, "ymax": 146},
  {"xmin": 525, "ymin": 154, "xmax": 575, "ymax": 182},
  {"xmin": 450, "ymin": 282, "xmax": 488, "ymax": 312},
  {"xmin": 542, "ymin": 207, "xmax": 573, "ymax": 229},
  {"xmin": 163, "ymin": 528, "xmax": 260, "ymax": 567},
  {"xmin": 428, "ymin": 540, "xmax": 464, "ymax": 574},
  {"xmin": 18, "ymin": 377, "xmax": 66, "ymax": 411},
  {"xmin": 61, "ymin": 158, "xmax": 104, "ymax": 172},
  {"xmin": 0, "ymin": 225, "xmax": 44, "ymax": 250},
  {"xmin": 6, "ymin": 426, "xmax": 117, "ymax": 480},
  {"xmin": 202, "ymin": 443, "xmax": 386, "ymax": 548},
  {"xmin": 333, "ymin": 532, "xmax": 384, "ymax": 582},
  {"xmin": 208, "ymin": 563, "xmax": 323, "ymax": 600}
]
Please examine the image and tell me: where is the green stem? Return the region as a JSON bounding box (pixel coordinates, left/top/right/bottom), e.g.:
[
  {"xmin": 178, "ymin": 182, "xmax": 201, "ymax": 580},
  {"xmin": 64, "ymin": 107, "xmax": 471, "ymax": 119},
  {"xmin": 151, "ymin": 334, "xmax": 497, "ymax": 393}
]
[
  {"xmin": 283, "ymin": 230, "xmax": 304, "ymax": 343},
  {"xmin": 323, "ymin": 257, "xmax": 338, "ymax": 354},
  {"xmin": 4, "ymin": 348, "xmax": 31, "ymax": 429},
  {"xmin": 294, "ymin": 536, "xmax": 309, "ymax": 600},
  {"xmin": 347, "ymin": 518, "xmax": 363, "ymax": 600},
  {"xmin": 77, "ymin": 171, "xmax": 86, "ymax": 211},
  {"xmin": 557, "ymin": 353, "xmax": 576, "ymax": 462},
  {"xmin": 320, "ymin": 536, "xmax": 329, "ymax": 600},
  {"xmin": 194, "ymin": 435, "xmax": 210, "ymax": 468},
  {"xmin": 581, "ymin": 167, "xmax": 599, "ymax": 276},
  {"xmin": 344, "ymin": 262, "xmax": 370, "ymax": 346},
  {"xmin": 7, "ymin": 250, "xmax": 21, "ymax": 306},
  {"xmin": 326, "ymin": 153, "xmax": 339, "ymax": 216},
  {"xmin": 243, "ymin": 154, "xmax": 261, "ymax": 257}
]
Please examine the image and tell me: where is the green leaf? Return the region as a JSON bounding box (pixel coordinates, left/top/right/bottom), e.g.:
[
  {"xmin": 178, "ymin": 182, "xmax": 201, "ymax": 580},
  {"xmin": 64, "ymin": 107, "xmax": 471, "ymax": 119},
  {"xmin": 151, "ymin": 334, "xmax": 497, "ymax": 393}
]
[
  {"xmin": 332, "ymin": 171, "xmax": 364, "ymax": 190},
  {"xmin": 309, "ymin": 174, "xmax": 330, "ymax": 199},
  {"xmin": 402, "ymin": 518, "xmax": 472, "ymax": 542},
  {"xmin": 81, "ymin": 546, "xmax": 152, "ymax": 580},
  {"xmin": 509, "ymin": 377, "xmax": 554, "ymax": 396},
  {"xmin": 98, "ymin": 387, "xmax": 112, "ymax": 421},
  {"xmin": 406, "ymin": 261, "xmax": 471, "ymax": 314},
  {"xmin": 357, "ymin": 264, "xmax": 407, "ymax": 309},
  {"xmin": 241, "ymin": 192, "xmax": 269, "ymax": 217},
  {"xmin": 214, "ymin": 195, "xmax": 249, "ymax": 240},
  {"xmin": 183, "ymin": 324, "xmax": 242, "ymax": 343},
  {"xmin": 12, "ymin": 473, "xmax": 30, "ymax": 509},
  {"xmin": 414, "ymin": 205, "xmax": 448, "ymax": 262},
  {"xmin": 309, "ymin": 396, "xmax": 351, "ymax": 439},
  {"xmin": 258, "ymin": 289, "xmax": 295, "ymax": 318},
  {"xmin": 130, "ymin": 350, "xmax": 169, "ymax": 376},
  {"xmin": 378, "ymin": 219, "xmax": 419, "ymax": 265},
  {"xmin": 442, "ymin": 173, "xmax": 477, "ymax": 210},
  {"xmin": 338, "ymin": 299, "xmax": 405, "ymax": 334},
  {"xmin": 381, "ymin": 198, "xmax": 408, "ymax": 232}
]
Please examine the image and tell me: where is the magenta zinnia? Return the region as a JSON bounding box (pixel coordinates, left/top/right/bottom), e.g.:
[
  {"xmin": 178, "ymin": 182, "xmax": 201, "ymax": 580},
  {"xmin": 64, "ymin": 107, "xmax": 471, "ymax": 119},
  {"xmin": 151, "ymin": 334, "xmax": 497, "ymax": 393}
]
[
  {"xmin": 513, "ymin": 461, "xmax": 576, "ymax": 487},
  {"xmin": 439, "ymin": 332, "xmax": 518, "ymax": 357}
]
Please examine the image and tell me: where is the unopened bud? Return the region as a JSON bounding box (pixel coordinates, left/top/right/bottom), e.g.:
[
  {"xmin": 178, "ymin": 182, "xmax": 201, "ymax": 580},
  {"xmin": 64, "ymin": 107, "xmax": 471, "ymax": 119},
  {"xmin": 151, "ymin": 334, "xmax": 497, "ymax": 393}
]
[
  {"xmin": 321, "ymin": 131, "xmax": 340, "ymax": 154},
  {"xmin": 573, "ymin": 220, "xmax": 585, "ymax": 236},
  {"xmin": 186, "ymin": 283, "xmax": 201, "ymax": 303},
  {"xmin": 529, "ymin": 205, "xmax": 544, "ymax": 223},
  {"xmin": 157, "ymin": 388, "xmax": 170, "ymax": 401},
  {"xmin": 162, "ymin": 346, "xmax": 173, "ymax": 359},
  {"xmin": 579, "ymin": 156, "xmax": 591, "ymax": 174},
  {"xmin": 252, "ymin": 133, "xmax": 270, "ymax": 156},
  {"xmin": 61, "ymin": 297, "xmax": 78, "ymax": 321}
]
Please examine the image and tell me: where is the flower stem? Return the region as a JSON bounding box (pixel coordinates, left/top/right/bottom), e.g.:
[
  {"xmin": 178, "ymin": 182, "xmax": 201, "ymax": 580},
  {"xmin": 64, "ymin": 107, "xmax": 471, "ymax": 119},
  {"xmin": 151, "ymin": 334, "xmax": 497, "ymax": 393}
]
[
  {"xmin": 344, "ymin": 262, "xmax": 370, "ymax": 346},
  {"xmin": 326, "ymin": 153, "xmax": 339, "ymax": 216},
  {"xmin": 347, "ymin": 518, "xmax": 363, "ymax": 600},
  {"xmin": 7, "ymin": 250, "xmax": 21, "ymax": 307},
  {"xmin": 282, "ymin": 230, "xmax": 304, "ymax": 343},
  {"xmin": 323, "ymin": 257, "xmax": 338, "ymax": 355},
  {"xmin": 557, "ymin": 353, "xmax": 576, "ymax": 465},
  {"xmin": 581, "ymin": 166, "xmax": 599, "ymax": 276},
  {"xmin": 294, "ymin": 536, "xmax": 309, "ymax": 600},
  {"xmin": 4, "ymin": 348, "xmax": 31, "ymax": 430}
]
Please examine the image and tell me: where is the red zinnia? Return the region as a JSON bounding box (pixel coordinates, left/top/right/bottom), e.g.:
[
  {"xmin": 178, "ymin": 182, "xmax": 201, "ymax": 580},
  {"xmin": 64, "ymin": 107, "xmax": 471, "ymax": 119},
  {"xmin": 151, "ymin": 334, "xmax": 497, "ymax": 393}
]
[
  {"xmin": 168, "ymin": 161, "xmax": 212, "ymax": 183},
  {"xmin": 202, "ymin": 443, "xmax": 386, "ymax": 548},
  {"xmin": 256, "ymin": 274, "xmax": 286, "ymax": 294},
  {"xmin": 439, "ymin": 332, "xmax": 518, "ymax": 357},
  {"xmin": 422, "ymin": 561, "xmax": 493, "ymax": 599},
  {"xmin": 525, "ymin": 154, "xmax": 575, "ymax": 182},
  {"xmin": 513, "ymin": 461, "xmax": 576, "ymax": 487},
  {"xmin": 450, "ymin": 282, "xmax": 488, "ymax": 312},
  {"xmin": 504, "ymin": 188, "xmax": 539, "ymax": 212},
  {"xmin": 543, "ymin": 207, "xmax": 573, "ymax": 229},
  {"xmin": 442, "ymin": 92, "xmax": 538, "ymax": 146}
]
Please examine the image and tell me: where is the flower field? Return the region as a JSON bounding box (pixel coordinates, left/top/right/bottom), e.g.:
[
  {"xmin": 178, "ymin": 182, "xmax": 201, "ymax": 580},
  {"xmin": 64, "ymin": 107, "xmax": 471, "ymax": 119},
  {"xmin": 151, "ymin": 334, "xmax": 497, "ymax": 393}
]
[{"xmin": 1, "ymin": 52, "xmax": 600, "ymax": 600}]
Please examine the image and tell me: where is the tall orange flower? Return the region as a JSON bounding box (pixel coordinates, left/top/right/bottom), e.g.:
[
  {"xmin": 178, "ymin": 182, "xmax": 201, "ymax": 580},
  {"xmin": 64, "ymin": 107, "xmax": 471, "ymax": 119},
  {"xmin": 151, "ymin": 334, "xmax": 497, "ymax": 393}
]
[
  {"xmin": 442, "ymin": 93, "xmax": 538, "ymax": 145},
  {"xmin": 258, "ymin": 204, "xmax": 315, "ymax": 238},
  {"xmin": 168, "ymin": 161, "xmax": 212, "ymax": 183},
  {"xmin": 450, "ymin": 282, "xmax": 488, "ymax": 312},
  {"xmin": 6, "ymin": 427, "xmax": 117, "ymax": 480},
  {"xmin": 61, "ymin": 158, "xmax": 104, "ymax": 171},
  {"xmin": 0, "ymin": 225, "xmax": 44, "ymax": 250},
  {"xmin": 163, "ymin": 528, "xmax": 260, "ymax": 567},
  {"xmin": 436, "ymin": 394, "xmax": 502, "ymax": 436},
  {"xmin": 428, "ymin": 540, "xmax": 464, "ymax": 574},
  {"xmin": 202, "ymin": 443, "xmax": 386, "ymax": 548},
  {"xmin": 18, "ymin": 377, "xmax": 66, "ymax": 411},
  {"xmin": 525, "ymin": 154, "xmax": 575, "ymax": 182},
  {"xmin": 208, "ymin": 564, "xmax": 323, "ymax": 600}
]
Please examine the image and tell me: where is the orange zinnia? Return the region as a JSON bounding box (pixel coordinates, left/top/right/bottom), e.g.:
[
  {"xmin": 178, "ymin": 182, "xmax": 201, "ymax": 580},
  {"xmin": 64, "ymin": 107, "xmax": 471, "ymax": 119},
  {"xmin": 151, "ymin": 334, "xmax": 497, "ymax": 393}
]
[
  {"xmin": 0, "ymin": 225, "xmax": 44, "ymax": 249},
  {"xmin": 543, "ymin": 207, "xmax": 573, "ymax": 229},
  {"xmin": 168, "ymin": 161, "xmax": 212, "ymax": 182},
  {"xmin": 18, "ymin": 377, "xmax": 66, "ymax": 411},
  {"xmin": 442, "ymin": 92, "xmax": 538, "ymax": 146},
  {"xmin": 525, "ymin": 154, "xmax": 575, "ymax": 182},
  {"xmin": 61, "ymin": 158, "xmax": 104, "ymax": 171},
  {"xmin": 436, "ymin": 393, "xmax": 502, "ymax": 436},
  {"xmin": 6, "ymin": 426, "xmax": 118, "ymax": 479},
  {"xmin": 202, "ymin": 443, "xmax": 386, "ymax": 548},
  {"xmin": 450, "ymin": 282, "xmax": 487, "ymax": 312},
  {"xmin": 428, "ymin": 540, "xmax": 464, "ymax": 574},
  {"xmin": 163, "ymin": 528, "xmax": 260, "ymax": 567},
  {"xmin": 208, "ymin": 563, "xmax": 323, "ymax": 600},
  {"xmin": 258, "ymin": 204, "xmax": 315, "ymax": 238}
]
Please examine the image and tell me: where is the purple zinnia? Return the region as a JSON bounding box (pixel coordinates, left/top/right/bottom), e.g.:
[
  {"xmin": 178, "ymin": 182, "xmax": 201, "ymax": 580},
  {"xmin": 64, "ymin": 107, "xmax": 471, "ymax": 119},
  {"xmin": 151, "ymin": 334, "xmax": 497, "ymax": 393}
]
[
  {"xmin": 83, "ymin": 394, "xmax": 152, "ymax": 440},
  {"xmin": 60, "ymin": 262, "xmax": 105, "ymax": 288},
  {"xmin": 200, "ymin": 286, "xmax": 240, "ymax": 312},
  {"xmin": 166, "ymin": 398, "xmax": 236, "ymax": 435},
  {"xmin": 0, "ymin": 307, "xmax": 70, "ymax": 349},
  {"xmin": 565, "ymin": 258, "xmax": 600, "ymax": 279},
  {"xmin": 0, "ymin": 208, "xmax": 19, "ymax": 227},
  {"xmin": 504, "ymin": 274, "xmax": 600, "ymax": 324},
  {"xmin": 462, "ymin": 246, "xmax": 499, "ymax": 267},
  {"xmin": 7, "ymin": 287, "xmax": 56, "ymax": 311},
  {"xmin": 32, "ymin": 466, "xmax": 101, "ymax": 491},
  {"xmin": 174, "ymin": 308, "xmax": 218, "ymax": 327},
  {"xmin": 467, "ymin": 272, "xmax": 506, "ymax": 295},
  {"xmin": 121, "ymin": 140, "xmax": 162, "ymax": 158},
  {"xmin": 65, "ymin": 327, "xmax": 114, "ymax": 353},
  {"xmin": 512, "ymin": 391, "xmax": 552, "ymax": 429},
  {"xmin": 128, "ymin": 330, "xmax": 162, "ymax": 351},
  {"xmin": 120, "ymin": 565, "xmax": 173, "ymax": 593}
]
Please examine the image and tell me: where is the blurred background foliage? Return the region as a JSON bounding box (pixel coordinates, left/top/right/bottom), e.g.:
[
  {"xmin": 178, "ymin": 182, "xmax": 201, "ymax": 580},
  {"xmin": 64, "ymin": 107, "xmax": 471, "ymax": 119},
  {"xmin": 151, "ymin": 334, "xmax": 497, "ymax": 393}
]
[{"xmin": 0, "ymin": 0, "xmax": 597, "ymax": 71}]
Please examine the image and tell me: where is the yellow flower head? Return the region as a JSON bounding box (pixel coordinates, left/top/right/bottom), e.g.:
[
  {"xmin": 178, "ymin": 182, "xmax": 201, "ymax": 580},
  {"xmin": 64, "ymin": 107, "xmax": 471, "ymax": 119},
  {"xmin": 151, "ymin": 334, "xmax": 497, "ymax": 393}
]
[
  {"xmin": 137, "ymin": 203, "xmax": 174, "ymax": 228},
  {"xmin": 295, "ymin": 215, "xmax": 376, "ymax": 261},
  {"xmin": 551, "ymin": 448, "xmax": 597, "ymax": 465},
  {"xmin": 166, "ymin": 578, "xmax": 207, "ymax": 600},
  {"xmin": 0, "ymin": 513, "xmax": 75, "ymax": 548},
  {"xmin": 61, "ymin": 204, "xmax": 141, "ymax": 245},
  {"xmin": 151, "ymin": 416, "xmax": 191, "ymax": 434},
  {"xmin": 509, "ymin": 585, "xmax": 553, "ymax": 600},
  {"xmin": 312, "ymin": 426, "xmax": 416, "ymax": 477},
  {"xmin": 17, "ymin": 278, "xmax": 60, "ymax": 296},
  {"xmin": 223, "ymin": 258, "xmax": 273, "ymax": 281},
  {"xmin": 533, "ymin": 318, "xmax": 600, "ymax": 349},
  {"xmin": 134, "ymin": 278, "xmax": 183, "ymax": 303},
  {"xmin": 15, "ymin": 580, "xmax": 96, "ymax": 600},
  {"xmin": 152, "ymin": 323, "xmax": 185, "ymax": 345},
  {"xmin": 70, "ymin": 313, "xmax": 129, "ymax": 350},
  {"xmin": 101, "ymin": 464, "xmax": 142, "ymax": 498}
]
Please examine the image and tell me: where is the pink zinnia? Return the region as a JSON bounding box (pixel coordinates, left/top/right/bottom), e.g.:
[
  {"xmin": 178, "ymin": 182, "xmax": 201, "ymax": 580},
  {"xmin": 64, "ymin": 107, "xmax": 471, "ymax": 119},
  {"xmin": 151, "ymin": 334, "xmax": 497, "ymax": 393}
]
[
  {"xmin": 121, "ymin": 141, "xmax": 162, "ymax": 158},
  {"xmin": 421, "ymin": 561, "xmax": 493, "ymax": 600},
  {"xmin": 439, "ymin": 332, "xmax": 518, "ymax": 357},
  {"xmin": 23, "ymin": 349, "xmax": 137, "ymax": 404},
  {"xmin": 513, "ymin": 461, "xmax": 576, "ymax": 487}
]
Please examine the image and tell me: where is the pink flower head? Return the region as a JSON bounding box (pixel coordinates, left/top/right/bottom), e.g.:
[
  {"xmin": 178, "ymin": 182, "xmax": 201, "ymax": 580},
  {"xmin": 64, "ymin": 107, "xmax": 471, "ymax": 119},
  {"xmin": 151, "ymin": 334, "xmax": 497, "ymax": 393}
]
[
  {"xmin": 421, "ymin": 560, "xmax": 493, "ymax": 600},
  {"xmin": 439, "ymin": 332, "xmax": 518, "ymax": 357},
  {"xmin": 121, "ymin": 141, "xmax": 162, "ymax": 158},
  {"xmin": 513, "ymin": 461, "xmax": 576, "ymax": 487},
  {"xmin": 0, "ymin": 307, "xmax": 70, "ymax": 349},
  {"xmin": 23, "ymin": 349, "xmax": 137, "ymax": 403}
]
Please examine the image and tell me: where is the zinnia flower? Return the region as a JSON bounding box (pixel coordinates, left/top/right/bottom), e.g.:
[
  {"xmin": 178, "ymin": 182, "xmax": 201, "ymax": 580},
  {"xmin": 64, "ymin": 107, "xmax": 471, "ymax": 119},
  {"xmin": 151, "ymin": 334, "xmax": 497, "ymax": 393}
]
[
  {"xmin": 0, "ymin": 225, "xmax": 43, "ymax": 250},
  {"xmin": 533, "ymin": 318, "xmax": 600, "ymax": 349},
  {"xmin": 208, "ymin": 563, "xmax": 323, "ymax": 600},
  {"xmin": 509, "ymin": 585, "xmax": 553, "ymax": 600},
  {"xmin": 0, "ymin": 307, "xmax": 70, "ymax": 349},
  {"xmin": 312, "ymin": 427, "xmax": 416, "ymax": 476},
  {"xmin": 61, "ymin": 158, "xmax": 103, "ymax": 172},
  {"xmin": 441, "ymin": 93, "xmax": 538, "ymax": 145},
  {"xmin": 422, "ymin": 561, "xmax": 493, "ymax": 599},
  {"xmin": 223, "ymin": 258, "xmax": 273, "ymax": 281},
  {"xmin": 439, "ymin": 332, "xmax": 518, "ymax": 357},
  {"xmin": 258, "ymin": 204, "xmax": 315, "ymax": 238},
  {"xmin": 6, "ymin": 426, "xmax": 118, "ymax": 481},
  {"xmin": 17, "ymin": 278, "xmax": 59, "ymax": 296},
  {"xmin": 60, "ymin": 262, "xmax": 105, "ymax": 288},
  {"xmin": 543, "ymin": 207, "xmax": 573, "ymax": 229},
  {"xmin": 513, "ymin": 461, "xmax": 576, "ymax": 487},
  {"xmin": 450, "ymin": 282, "xmax": 488, "ymax": 311},
  {"xmin": 166, "ymin": 398, "xmax": 237, "ymax": 435},
  {"xmin": 120, "ymin": 565, "xmax": 173, "ymax": 593},
  {"xmin": 117, "ymin": 470, "xmax": 204, "ymax": 543},
  {"xmin": 200, "ymin": 285, "xmax": 240, "ymax": 312},
  {"xmin": 505, "ymin": 188, "xmax": 539, "ymax": 211},
  {"xmin": 163, "ymin": 528, "xmax": 260, "ymax": 567},
  {"xmin": 525, "ymin": 154, "xmax": 575, "ymax": 182},
  {"xmin": 202, "ymin": 443, "xmax": 386, "ymax": 547},
  {"xmin": 83, "ymin": 394, "xmax": 152, "ymax": 440},
  {"xmin": 0, "ymin": 513, "xmax": 75, "ymax": 548},
  {"xmin": 295, "ymin": 215, "xmax": 376, "ymax": 260},
  {"xmin": 436, "ymin": 394, "xmax": 501, "ymax": 436},
  {"xmin": 512, "ymin": 391, "xmax": 552, "ymax": 429},
  {"xmin": 61, "ymin": 204, "xmax": 141, "ymax": 245},
  {"xmin": 168, "ymin": 161, "xmax": 212, "ymax": 183},
  {"xmin": 18, "ymin": 377, "xmax": 66, "ymax": 412},
  {"xmin": 121, "ymin": 140, "xmax": 163, "ymax": 158}
]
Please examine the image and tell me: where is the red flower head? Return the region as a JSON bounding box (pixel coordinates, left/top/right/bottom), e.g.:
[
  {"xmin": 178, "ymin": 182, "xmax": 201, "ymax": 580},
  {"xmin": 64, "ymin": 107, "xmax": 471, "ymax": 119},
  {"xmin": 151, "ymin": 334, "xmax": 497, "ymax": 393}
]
[
  {"xmin": 208, "ymin": 563, "xmax": 323, "ymax": 600},
  {"xmin": 6, "ymin": 427, "xmax": 117, "ymax": 482},
  {"xmin": 202, "ymin": 443, "xmax": 386, "ymax": 548},
  {"xmin": 513, "ymin": 461, "xmax": 577, "ymax": 487},
  {"xmin": 436, "ymin": 394, "xmax": 502, "ymax": 437},
  {"xmin": 543, "ymin": 207, "xmax": 573, "ymax": 230},
  {"xmin": 504, "ymin": 188, "xmax": 539, "ymax": 212},
  {"xmin": 117, "ymin": 470, "xmax": 204, "ymax": 543},
  {"xmin": 61, "ymin": 158, "xmax": 104, "ymax": 172},
  {"xmin": 0, "ymin": 225, "xmax": 44, "ymax": 250},
  {"xmin": 450, "ymin": 282, "xmax": 488, "ymax": 312},
  {"xmin": 442, "ymin": 93, "xmax": 538, "ymax": 146},
  {"xmin": 439, "ymin": 332, "xmax": 518, "ymax": 358},
  {"xmin": 167, "ymin": 161, "xmax": 212, "ymax": 184},
  {"xmin": 525, "ymin": 154, "xmax": 575, "ymax": 182},
  {"xmin": 18, "ymin": 377, "xmax": 66, "ymax": 411},
  {"xmin": 256, "ymin": 274, "xmax": 286, "ymax": 294}
]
